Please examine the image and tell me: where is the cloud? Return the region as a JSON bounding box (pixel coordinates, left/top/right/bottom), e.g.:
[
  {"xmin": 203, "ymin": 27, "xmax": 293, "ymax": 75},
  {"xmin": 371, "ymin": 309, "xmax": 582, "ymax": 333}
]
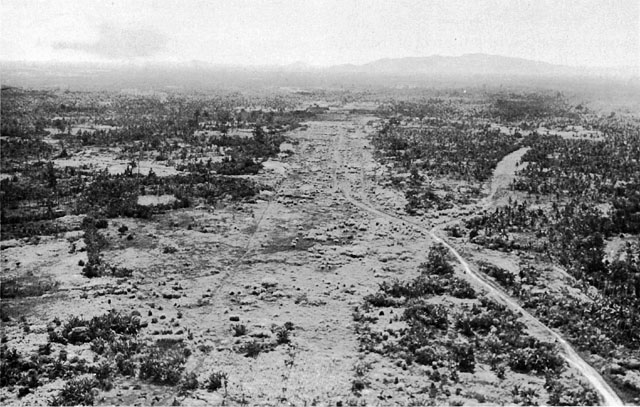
[{"xmin": 53, "ymin": 24, "xmax": 166, "ymax": 59}]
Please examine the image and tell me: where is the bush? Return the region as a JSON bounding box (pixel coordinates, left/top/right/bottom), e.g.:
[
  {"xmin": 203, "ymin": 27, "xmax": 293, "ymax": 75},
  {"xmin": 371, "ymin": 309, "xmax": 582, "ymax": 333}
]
[
  {"xmin": 449, "ymin": 278, "xmax": 477, "ymax": 299},
  {"xmin": 179, "ymin": 371, "xmax": 199, "ymax": 393},
  {"xmin": 451, "ymin": 343, "xmax": 476, "ymax": 372},
  {"xmin": 481, "ymin": 263, "xmax": 516, "ymax": 287},
  {"xmin": 420, "ymin": 244, "xmax": 454, "ymax": 276},
  {"xmin": 115, "ymin": 353, "xmax": 136, "ymax": 376},
  {"xmin": 57, "ymin": 311, "xmax": 141, "ymax": 344},
  {"xmin": 205, "ymin": 371, "xmax": 227, "ymax": 392},
  {"xmin": 93, "ymin": 360, "xmax": 113, "ymax": 390},
  {"xmin": 364, "ymin": 292, "xmax": 398, "ymax": 307},
  {"xmin": 0, "ymin": 346, "xmax": 28, "ymax": 387},
  {"xmin": 351, "ymin": 378, "xmax": 368, "ymax": 394},
  {"xmin": 546, "ymin": 377, "xmax": 599, "ymax": 406},
  {"xmin": 231, "ymin": 324, "xmax": 247, "ymax": 337},
  {"xmin": 276, "ymin": 326, "xmax": 290, "ymax": 345},
  {"xmin": 162, "ymin": 246, "xmax": 178, "ymax": 254},
  {"xmin": 50, "ymin": 377, "xmax": 98, "ymax": 406},
  {"xmin": 403, "ymin": 301, "xmax": 449, "ymax": 330},
  {"xmin": 138, "ymin": 344, "xmax": 188, "ymax": 385},
  {"xmin": 82, "ymin": 263, "xmax": 102, "ymax": 278},
  {"xmin": 95, "ymin": 219, "xmax": 108, "ymax": 229},
  {"xmin": 508, "ymin": 345, "xmax": 564, "ymax": 374},
  {"xmin": 414, "ymin": 346, "xmax": 438, "ymax": 365},
  {"xmin": 242, "ymin": 340, "xmax": 262, "ymax": 358}
]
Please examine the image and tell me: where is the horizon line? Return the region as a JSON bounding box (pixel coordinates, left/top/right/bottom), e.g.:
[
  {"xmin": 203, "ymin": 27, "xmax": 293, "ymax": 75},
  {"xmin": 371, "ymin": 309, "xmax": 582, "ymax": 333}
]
[{"xmin": 2, "ymin": 52, "xmax": 639, "ymax": 71}]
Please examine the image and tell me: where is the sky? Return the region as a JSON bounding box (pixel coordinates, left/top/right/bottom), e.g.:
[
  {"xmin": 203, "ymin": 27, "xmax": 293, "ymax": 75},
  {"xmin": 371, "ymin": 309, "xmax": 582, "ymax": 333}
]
[{"xmin": 1, "ymin": 0, "xmax": 638, "ymax": 68}]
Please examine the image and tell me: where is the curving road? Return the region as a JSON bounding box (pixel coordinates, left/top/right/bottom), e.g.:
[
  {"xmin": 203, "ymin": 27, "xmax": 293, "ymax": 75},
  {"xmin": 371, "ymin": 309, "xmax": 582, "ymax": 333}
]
[{"xmin": 333, "ymin": 124, "xmax": 623, "ymax": 406}]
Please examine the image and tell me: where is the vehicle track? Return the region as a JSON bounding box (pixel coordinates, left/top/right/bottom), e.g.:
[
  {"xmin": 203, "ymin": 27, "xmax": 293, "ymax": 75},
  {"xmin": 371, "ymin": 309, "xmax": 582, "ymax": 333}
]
[
  {"xmin": 209, "ymin": 177, "xmax": 285, "ymax": 298},
  {"xmin": 333, "ymin": 124, "xmax": 623, "ymax": 406}
]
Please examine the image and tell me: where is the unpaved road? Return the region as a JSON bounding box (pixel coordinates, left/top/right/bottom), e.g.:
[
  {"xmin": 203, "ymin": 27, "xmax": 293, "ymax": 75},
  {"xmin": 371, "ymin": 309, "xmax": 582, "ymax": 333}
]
[{"xmin": 333, "ymin": 118, "xmax": 624, "ymax": 406}]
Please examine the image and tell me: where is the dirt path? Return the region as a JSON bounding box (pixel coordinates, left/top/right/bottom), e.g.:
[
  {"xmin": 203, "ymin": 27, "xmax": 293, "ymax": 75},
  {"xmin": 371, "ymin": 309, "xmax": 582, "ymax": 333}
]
[{"xmin": 334, "ymin": 121, "xmax": 624, "ymax": 406}]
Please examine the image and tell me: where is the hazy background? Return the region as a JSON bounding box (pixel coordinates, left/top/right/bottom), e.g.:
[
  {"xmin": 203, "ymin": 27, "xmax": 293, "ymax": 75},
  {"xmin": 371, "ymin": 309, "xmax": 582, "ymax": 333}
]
[{"xmin": 2, "ymin": 0, "xmax": 638, "ymax": 69}]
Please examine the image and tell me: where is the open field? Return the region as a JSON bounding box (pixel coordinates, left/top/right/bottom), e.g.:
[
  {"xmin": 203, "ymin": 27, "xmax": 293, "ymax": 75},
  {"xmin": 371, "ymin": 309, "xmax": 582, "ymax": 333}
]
[{"xmin": 1, "ymin": 85, "xmax": 639, "ymax": 406}]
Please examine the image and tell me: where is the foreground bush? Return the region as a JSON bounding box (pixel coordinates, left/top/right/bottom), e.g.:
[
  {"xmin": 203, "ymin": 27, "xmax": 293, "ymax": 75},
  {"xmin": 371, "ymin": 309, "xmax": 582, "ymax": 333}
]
[
  {"xmin": 138, "ymin": 343, "xmax": 189, "ymax": 385},
  {"xmin": 50, "ymin": 377, "xmax": 98, "ymax": 406},
  {"xmin": 205, "ymin": 371, "xmax": 228, "ymax": 392},
  {"xmin": 53, "ymin": 311, "xmax": 141, "ymax": 344}
]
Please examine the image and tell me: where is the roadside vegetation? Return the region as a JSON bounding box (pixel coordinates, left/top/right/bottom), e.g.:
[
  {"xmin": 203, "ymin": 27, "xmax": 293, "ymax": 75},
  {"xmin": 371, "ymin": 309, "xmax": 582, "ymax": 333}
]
[{"xmin": 354, "ymin": 244, "xmax": 598, "ymax": 405}]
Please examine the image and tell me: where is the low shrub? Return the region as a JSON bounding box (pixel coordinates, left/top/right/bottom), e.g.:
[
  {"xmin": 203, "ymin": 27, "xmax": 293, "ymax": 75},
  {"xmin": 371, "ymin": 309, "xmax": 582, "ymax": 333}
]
[
  {"xmin": 179, "ymin": 371, "xmax": 199, "ymax": 393},
  {"xmin": 364, "ymin": 292, "xmax": 398, "ymax": 307},
  {"xmin": 275, "ymin": 326, "xmax": 290, "ymax": 345},
  {"xmin": 403, "ymin": 301, "xmax": 449, "ymax": 330},
  {"xmin": 232, "ymin": 324, "xmax": 247, "ymax": 337},
  {"xmin": 55, "ymin": 311, "xmax": 141, "ymax": 344},
  {"xmin": 50, "ymin": 377, "xmax": 98, "ymax": 406},
  {"xmin": 242, "ymin": 340, "xmax": 262, "ymax": 358},
  {"xmin": 480, "ymin": 263, "xmax": 517, "ymax": 287},
  {"xmin": 205, "ymin": 371, "xmax": 228, "ymax": 392},
  {"xmin": 93, "ymin": 360, "xmax": 113, "ymax": 390},
  {"xmin": 451, "ymin": 343, "xmax": 476, "ymax": 372},
  {"xmin": 138, "ymin": 343, "xmax": 188, "ymax": 385},
  {"xmin": 508, "ymin": 344, "xmax": 564, "ymax": 374}
]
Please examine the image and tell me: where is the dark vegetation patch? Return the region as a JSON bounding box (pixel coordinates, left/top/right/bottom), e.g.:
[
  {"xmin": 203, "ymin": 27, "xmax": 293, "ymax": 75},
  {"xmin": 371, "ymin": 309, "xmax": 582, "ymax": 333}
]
[{"xmin": 0, "ymin": 308, "xmax": 199, "ymax": 403}]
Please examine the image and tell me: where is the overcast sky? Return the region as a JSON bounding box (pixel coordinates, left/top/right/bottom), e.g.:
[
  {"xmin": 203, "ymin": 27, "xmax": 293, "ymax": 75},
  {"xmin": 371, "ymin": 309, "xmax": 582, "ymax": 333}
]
[{"xmin": 1, "ymin": 0, "xmax": 638, "ymax": 67}]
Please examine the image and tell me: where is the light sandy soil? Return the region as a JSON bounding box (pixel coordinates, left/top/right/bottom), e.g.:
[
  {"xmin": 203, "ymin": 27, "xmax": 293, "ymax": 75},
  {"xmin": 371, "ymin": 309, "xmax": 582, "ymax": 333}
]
[
  {"xmin": 137, "ymin": 195, "xmax": 178, "ymax": 206},
  {"xmin": 0, "ymin": 111, "xmax": 621, "ymax": 406},
  {"xmin": 484, "ymin": 147, "xmax": 529, "ymax": 209},
  {"xmin": 54, "ymin": 149, "xmax": 181, "ymax": 177},
  {"xmin": 536, "ymin": 126, "xmax": 604, "ymax": 141},
  {"xmin": 45, "ymin": 125, "xmax": 120, "ymax": 137},
  {"xmin": 489, "ymin": 123, "xmax": 604, "ymax": 141}
]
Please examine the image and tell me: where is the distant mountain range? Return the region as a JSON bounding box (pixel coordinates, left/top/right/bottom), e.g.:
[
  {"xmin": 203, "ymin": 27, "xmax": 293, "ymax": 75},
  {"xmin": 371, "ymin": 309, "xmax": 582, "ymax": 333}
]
[
  {"xmin": 1, "ymin": 53, "xmax": 637, "ymax": 91},
  {"xmin": 324, "ymin": 54, "xmax": 637, "ymax": 78}
]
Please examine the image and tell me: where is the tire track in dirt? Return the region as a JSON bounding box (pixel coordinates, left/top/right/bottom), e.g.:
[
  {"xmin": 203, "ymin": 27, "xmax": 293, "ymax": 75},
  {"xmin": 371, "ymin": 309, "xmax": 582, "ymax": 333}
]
[
  {"xmin": 333, "ymin": 122, "xmax": 623, "ymax": 406},
  {"xmin": 206, "ymin": 178, "xmax": 286, "ymax": 299}
]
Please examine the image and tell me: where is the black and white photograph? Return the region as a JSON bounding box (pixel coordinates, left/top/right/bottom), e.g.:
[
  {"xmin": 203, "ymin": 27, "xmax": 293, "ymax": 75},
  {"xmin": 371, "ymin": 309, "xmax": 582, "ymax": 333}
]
[{"xmin": 1, "ymin": 1, "xmax": 639, "ymax": 405}]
